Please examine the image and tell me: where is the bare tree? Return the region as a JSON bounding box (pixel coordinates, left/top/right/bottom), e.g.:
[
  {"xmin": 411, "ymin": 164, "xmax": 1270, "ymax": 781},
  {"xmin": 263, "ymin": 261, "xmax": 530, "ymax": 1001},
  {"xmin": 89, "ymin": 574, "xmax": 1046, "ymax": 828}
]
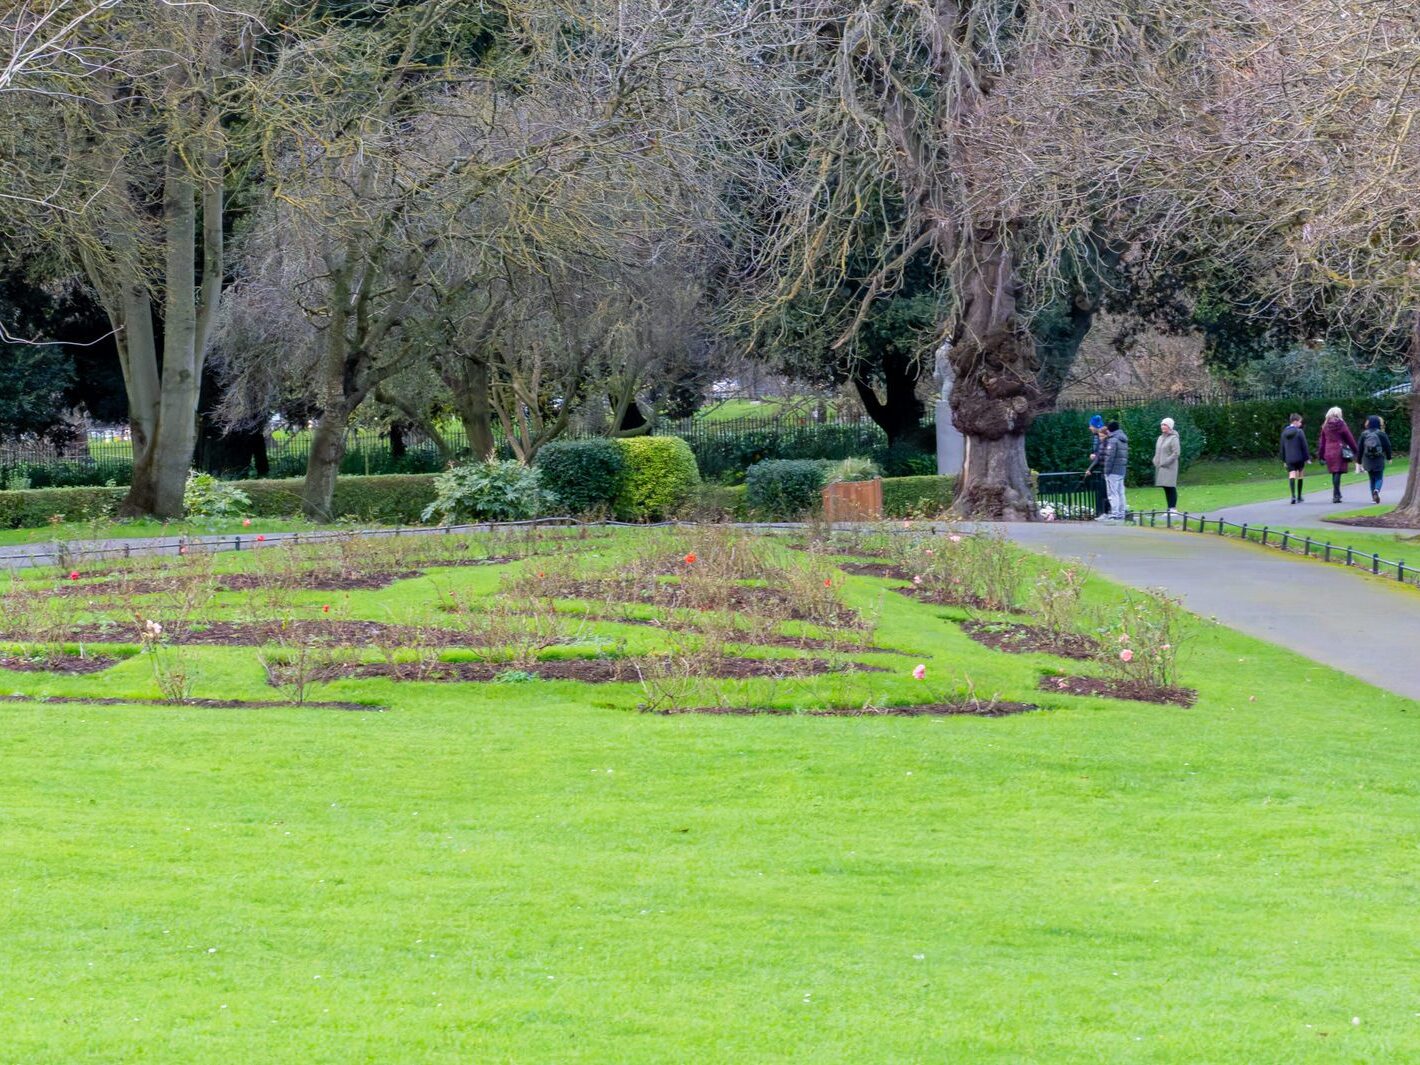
[
  {"xmin": 1189, "ymin": 0, "xmax": 1420, "ymax": 520},
  {"xmin": 737, "ymin": 1, "xmax": 1255, "ymax": 518},
  {"xmin": 221, "ymin": 0, "xmax": 759, "ymax": 517},
  {"xmin": 0, "ymin": 1, "xmax": 113, "ymax": 97},
  {"xmin": 0, "ymin": 1, "xmax": 264, "ymax": 516}
]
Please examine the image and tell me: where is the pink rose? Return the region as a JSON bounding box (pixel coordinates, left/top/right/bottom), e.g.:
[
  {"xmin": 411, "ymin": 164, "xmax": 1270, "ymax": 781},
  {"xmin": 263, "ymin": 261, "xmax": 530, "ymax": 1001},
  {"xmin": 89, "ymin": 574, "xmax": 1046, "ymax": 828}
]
[
  {"xmin": 912, "ymin": 664, "xmax": 926, "ymax": 680},
  {"xmin": 1119, "ymin": 649, "xmax": 1134, "ymax": 662}
]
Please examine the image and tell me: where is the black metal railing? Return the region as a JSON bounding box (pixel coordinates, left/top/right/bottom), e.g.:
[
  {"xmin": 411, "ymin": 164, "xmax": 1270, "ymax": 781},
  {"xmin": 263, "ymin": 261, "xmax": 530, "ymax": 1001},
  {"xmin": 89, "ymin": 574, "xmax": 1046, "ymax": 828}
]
[
  {"xmin": 1036, "ymin": 471, "xmax": 1103, "ymax": 520},
  {"xmin": 1128, "ymin": 509, "xmax": 1418, "ymax": 588}
]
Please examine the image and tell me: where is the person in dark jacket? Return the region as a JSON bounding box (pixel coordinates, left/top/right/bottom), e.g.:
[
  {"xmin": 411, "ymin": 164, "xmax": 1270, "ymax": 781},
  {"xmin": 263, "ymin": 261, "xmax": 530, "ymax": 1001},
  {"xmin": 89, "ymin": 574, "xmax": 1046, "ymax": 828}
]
[
  {"xmin": 1083, "ymin": 415, "xmax": 1110, "ymax": 516},
  {"xmin": 1357, "ymin": 414, "xmax": 1394, "ymax": 504},
  {"xmin": 1316, "ymin": 406, "xmax": 1359, "ymax": 503},
  {"xmin": 1094, "ymin": 420, "xmax": 1129, "ymax": 521},
  {"xmin": 1279, "ymin": 413, "xmax": 1310, "ymax": 504}
]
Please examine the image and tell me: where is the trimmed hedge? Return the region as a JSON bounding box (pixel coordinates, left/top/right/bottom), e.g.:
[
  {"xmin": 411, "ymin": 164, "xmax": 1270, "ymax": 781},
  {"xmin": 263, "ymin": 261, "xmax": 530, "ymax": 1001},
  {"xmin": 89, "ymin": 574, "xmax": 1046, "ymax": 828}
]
[
  {"xmin": 536, "ymin": 439, "xmax": 627, "ymax": 515},
  {"xmin": 0, "ymin": 475, "xmax": 439, "ymax": 529},
  {"xmin": 614, "ymin": 437, "xmax": 700, "ymax": 521},
  {"xmin": 745, "ymin": 459, "xmax": 831, "ymax": 520},
  {"xmin": 1028, "ymin": 402, "xmax": 1205, "ymax": 486},
  {"xmin": 246, "ymin": 475, "xmax": 437, "ymax": 524},
  {"xmin": 0, "ymin": 485, "xmax": 126, "ymax": 528},
  {"xmin": 1029, "ymin": 394, "xmax": 1412, "ymax": 476},
  {"xmin": 1186, "ymin": 395, "xmax": 1410, "ymax": 459},
  {"xmin": 882, "ymin": 475, "xmax": 956, "ymax": 517},
  {"xmin": 696, "ymin": 474, "xmax": 955, "ymax": 520}
]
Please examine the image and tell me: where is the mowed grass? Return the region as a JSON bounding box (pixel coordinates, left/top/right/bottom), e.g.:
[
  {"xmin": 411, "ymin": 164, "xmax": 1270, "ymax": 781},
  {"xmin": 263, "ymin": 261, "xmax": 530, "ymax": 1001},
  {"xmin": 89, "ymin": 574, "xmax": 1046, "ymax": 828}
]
[
  {"xmin": 0, "ymin": 516, "xmax": 324, "ymax": 548},
  {"xmin": 1, "ymin": 531, "xmax": 1419, "ymax": 1061}
]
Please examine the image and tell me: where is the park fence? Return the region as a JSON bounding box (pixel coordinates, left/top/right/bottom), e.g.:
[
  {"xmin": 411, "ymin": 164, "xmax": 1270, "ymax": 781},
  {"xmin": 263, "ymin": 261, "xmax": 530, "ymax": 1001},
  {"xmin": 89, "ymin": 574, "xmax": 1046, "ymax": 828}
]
[{"xmin": 1127, "ymin": 508, "xmax": 1420, "ymax": 590}]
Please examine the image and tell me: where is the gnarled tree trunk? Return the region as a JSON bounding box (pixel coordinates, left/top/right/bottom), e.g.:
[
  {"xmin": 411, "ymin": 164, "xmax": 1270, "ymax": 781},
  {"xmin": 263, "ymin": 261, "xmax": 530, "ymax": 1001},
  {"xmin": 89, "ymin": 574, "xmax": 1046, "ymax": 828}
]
[
  {"xmin": 1391, "ymin": 315, "xmax": 1420, "ymax": 525},
  {"xmin": 948, "ymin": 232, "xmax": 1040, "ymax": 521},
  {"xmin": 852, "ymin": 344, "xmax": 929, "ymax": 448}
]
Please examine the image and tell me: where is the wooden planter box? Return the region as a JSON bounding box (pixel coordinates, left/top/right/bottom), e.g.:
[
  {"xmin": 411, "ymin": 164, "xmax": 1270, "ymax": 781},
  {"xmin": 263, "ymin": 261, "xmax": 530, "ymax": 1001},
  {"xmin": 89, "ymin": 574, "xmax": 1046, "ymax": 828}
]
[{"xmin": 821, "ymin": 478, "xmax": 883, "ymax": 522}]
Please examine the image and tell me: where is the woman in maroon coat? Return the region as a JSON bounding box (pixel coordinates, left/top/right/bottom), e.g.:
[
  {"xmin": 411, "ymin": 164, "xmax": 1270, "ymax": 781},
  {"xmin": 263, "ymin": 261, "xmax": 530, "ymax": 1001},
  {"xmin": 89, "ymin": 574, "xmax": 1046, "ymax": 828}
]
[{"xmin": 1316, "ymin": 406, "xmax": 1359, "ymax": 503}]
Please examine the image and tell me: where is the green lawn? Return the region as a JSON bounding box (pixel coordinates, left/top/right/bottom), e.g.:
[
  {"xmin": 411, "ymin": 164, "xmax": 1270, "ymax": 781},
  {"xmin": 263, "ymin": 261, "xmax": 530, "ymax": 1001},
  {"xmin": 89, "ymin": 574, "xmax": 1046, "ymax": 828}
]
[
  {"xmin": 691, "ymin": 397, "xmax": 827, "ymax": 423},
  {"xmin": 1169, "ymin": 458, "xmax": 1410, "ymax": 513},
  {"xmin": 1241, "ymin": 524, "xmax": 1420, "ymax": 575},
  {"xmin": 0, "ymin": 516, "xmax": 325, "ymax": 548},
  {"xmin": 1, "ymin": 528, "xmax": 1418, "ymax": 1061}
]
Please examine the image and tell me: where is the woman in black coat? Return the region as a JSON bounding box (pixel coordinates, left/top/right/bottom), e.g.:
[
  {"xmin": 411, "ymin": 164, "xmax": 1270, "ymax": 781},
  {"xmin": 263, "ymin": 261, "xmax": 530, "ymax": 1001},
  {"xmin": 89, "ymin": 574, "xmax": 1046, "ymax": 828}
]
[{"xmin": 1357, "ymin": 414, "xmax": 1394, "ymax": 504}]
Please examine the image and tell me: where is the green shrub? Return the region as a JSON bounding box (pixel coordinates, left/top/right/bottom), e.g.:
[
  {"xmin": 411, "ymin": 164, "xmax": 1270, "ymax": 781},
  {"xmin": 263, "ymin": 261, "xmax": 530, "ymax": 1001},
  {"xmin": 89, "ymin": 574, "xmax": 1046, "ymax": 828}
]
[
  {"xmin": 0, "ymin": 485, "xmax": 124, "ymax": 529},
  {"xmin": 422, "ymin": 458, "xmax": 546, "ymax": 524},
  {"xmin": 183, "ymin": 471, "xmax": 251, "ymax": 518},
  {"xmin": 824, "ymin": 457, "xmax": 881, "ymax": 484},
  {"xmin": 882, "ymin": 475, "xmax": 956, "ymax": 518},
  {"xmin": 876, "ymin": 442, "xmax": 937, "ymax": 477},
  {"xmin": 745, "ymin": 459, "xmax": 831, "ymax": 519},
  {"xmin": 614, "ymin": 437, "xmax": 700, "ymax": 520},
  {"xmin": 536, "ymin": 439, "xmax": 626, "ymax": 515},
  {"xmin": 688, "ymin": 483, "xmax": 748, "ymax": 520}
]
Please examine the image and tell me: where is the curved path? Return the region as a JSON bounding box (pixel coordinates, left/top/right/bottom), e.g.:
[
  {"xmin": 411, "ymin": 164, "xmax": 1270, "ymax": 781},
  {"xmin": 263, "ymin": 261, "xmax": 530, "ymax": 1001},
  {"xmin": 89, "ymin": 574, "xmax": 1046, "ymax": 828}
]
[
  {"xmin": 1003, "ymin": 522, "xmax": 1420, "ymax": 701},
  {"xmin": 1195, "ymin": 467, "xmax": 1419, "ymax": 535}
]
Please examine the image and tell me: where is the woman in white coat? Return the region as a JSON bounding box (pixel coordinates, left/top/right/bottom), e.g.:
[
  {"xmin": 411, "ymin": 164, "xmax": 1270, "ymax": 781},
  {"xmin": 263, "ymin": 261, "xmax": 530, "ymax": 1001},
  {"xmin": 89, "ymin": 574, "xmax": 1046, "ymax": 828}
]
[{"xmin": 1153, "ymin": 417, "xmax": 1181, "ymax": 514}]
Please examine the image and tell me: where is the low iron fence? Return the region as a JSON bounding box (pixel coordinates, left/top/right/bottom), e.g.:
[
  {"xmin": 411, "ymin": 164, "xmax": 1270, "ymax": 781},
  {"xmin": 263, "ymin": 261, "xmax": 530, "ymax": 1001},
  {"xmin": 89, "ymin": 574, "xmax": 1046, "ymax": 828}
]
[
  {"xmin": 1127, "ymin": 509, "xmax": 1419, "ymax": 589},
  {"xmin": 1036, "ymin": 471, "xmax": 1103, "ymax": 520}
]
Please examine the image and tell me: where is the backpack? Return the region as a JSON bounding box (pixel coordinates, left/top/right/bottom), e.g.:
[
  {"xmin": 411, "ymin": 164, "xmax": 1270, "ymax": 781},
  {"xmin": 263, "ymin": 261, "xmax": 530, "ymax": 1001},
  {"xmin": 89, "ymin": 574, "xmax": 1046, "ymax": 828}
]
[{"xmin": 1362, "ymin": 431, "xmax": 1385, "ymax": 461}]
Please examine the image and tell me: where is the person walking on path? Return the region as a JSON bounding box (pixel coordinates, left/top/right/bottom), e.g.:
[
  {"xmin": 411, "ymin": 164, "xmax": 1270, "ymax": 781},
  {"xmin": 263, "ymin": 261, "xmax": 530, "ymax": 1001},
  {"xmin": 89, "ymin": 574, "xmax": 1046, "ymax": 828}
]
[
  {"xmin": 1084, "ymin": 415, "xmax": 1110, "ymax": 517},
  {"xmin": 1152, "ymin": 417, "xmax": 1181, "ymax": 513},
  {"xmin": 1357, "ymin": 414, "xmax": 1393, "ymax": 504},
  {"xmin": 1095, "ymin": 419, "xmax": 1129, "ymax": 522},
  {"xmin": 1316, "ymin": 406, "xmax": 1359, "ymax": 503},
  {"xmin": 1279, "ymin": 413, "xmax": 1310, "ymax": 504}
]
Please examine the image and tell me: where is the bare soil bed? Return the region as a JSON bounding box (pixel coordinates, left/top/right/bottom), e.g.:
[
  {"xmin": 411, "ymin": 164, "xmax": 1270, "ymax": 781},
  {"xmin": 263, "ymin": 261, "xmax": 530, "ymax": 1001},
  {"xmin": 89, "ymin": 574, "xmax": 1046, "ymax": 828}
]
[
  {"xmin": 648, "ymin": 701, "xmax": 1040, "ymax": 718},
  {"xmin": 837, "ymin": 562, "xmax": 915, "ymax": 581},
  {"xmin": 271, "ymin": 657, "xmax": 885, "ymax": 686},
  {"xmin": 962, "ymin": 621, "xmax": 1099, "ymax": 661},
  {"xmin": 544, "ymin": 579, "xmax": 860, "ymax": 626},
  {"xmin": 0, "ymin": 653, "xmax": 124, "ymax": 675},
  {"xmin": 1038, "ymin": 674, "xmax": 1197, "ymax": 707},
  {"xmin": 0, "ymin": 693, "xmax": 379, "ymax": 711},
  {"xmin": 894, "ymin": 585, "xmax": 996, "ymax": 611},
  {"xmin": 1320, "ymin": 510, "xmax": 1420, "ymax": 529},
  {"xmin": 56, "ymin": 619, "xmax": 497, "ymax": 648}
]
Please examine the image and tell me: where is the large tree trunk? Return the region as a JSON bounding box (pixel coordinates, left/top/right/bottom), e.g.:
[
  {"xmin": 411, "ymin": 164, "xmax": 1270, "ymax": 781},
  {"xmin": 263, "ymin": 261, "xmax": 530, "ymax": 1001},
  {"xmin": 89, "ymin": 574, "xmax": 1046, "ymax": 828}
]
[
  {"xmin": 948, "ymin": 232, "xmax": 1040, "ymax": 521},
  {"xmin": 113, "ymin": 130, "xmax": 223, "ymax": 518},
  {"xmin": 851, "ymin": 344, "xmax": 928, "ymax": 447},
  {"xmin": 301, "ymin": 407, "xmax": 353, "ymax": 521},
  {"xmin": 1391, "ymin": 316, "xmax": 1420, "ymax": 524},
  {"xmin": 149, "ymin": 148, "xmax": 202, "ymax": 518},
  {"xmin": 114, "ymin": 281, "xmax": 163, "ymax": 517},
  {"xmin": 443, "ymin": 355, "xmax": 494, "ymax": 458}
]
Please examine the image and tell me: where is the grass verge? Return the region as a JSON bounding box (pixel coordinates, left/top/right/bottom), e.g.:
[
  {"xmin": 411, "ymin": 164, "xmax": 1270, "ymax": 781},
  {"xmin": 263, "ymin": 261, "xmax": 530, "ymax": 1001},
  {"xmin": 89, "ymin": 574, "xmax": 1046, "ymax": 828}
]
[{"xmin": 0, "ymin": 528, "xmax": 1416, "ymax": 1061}]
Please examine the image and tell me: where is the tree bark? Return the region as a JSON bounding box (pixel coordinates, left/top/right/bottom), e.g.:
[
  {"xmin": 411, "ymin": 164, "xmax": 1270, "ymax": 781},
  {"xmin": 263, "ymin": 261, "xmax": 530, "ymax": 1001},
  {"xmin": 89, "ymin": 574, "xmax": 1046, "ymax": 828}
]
[
  {"xmin": 948, "ymin": 232, "xmax": 1040, "ymax": 521},
  {"xmin": 445, "ymin": 356, "xmax": 494, "ymax": 459},
  {"xmin": 1391, "ymin": 315, "xmax": 1420, "ymax": 524},
  {"xmin": 851, "ymin": 345, "xmax": 928, "ymax": 447},
  {"xmin": 149, "ymin": 145, "xmax": 202, "ymax": 518},
  {"xmin": 301, "ymin": 405, "xmax": 352, "ymax": 521}
]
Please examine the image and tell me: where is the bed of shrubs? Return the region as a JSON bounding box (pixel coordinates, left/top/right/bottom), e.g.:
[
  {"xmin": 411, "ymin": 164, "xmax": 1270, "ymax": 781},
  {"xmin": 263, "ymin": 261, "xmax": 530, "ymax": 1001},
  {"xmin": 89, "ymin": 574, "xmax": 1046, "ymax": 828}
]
[{"xmin": 0, "ymin": 447, "xmax": 951, "ymax": 530}]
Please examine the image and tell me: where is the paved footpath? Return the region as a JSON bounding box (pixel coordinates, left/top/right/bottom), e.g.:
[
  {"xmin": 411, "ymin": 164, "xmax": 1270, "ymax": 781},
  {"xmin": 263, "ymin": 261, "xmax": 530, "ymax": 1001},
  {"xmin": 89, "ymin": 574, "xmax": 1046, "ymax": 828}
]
[
  {"xmin": 1185, "ymin": 467, "xmax": 1419, "ymax": 535},
  {"xmin": 1004, "ymin": 522, "xmax": 1420, "ymax": 701}
]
